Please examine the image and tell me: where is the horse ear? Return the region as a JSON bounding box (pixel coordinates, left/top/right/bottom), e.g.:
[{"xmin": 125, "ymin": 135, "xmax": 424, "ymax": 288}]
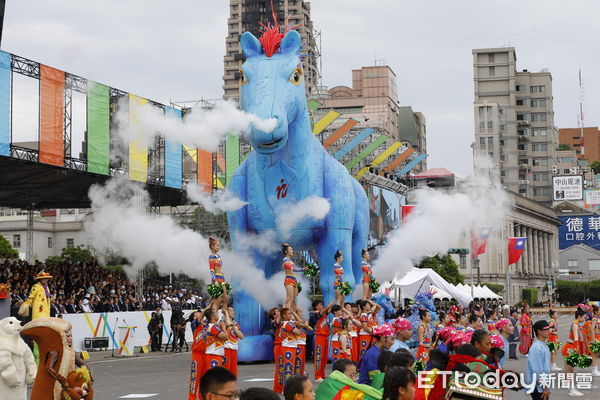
[
  {"xmin": 280, "ymin": 30, "xmax": 302, "ymax": 55},
  {"xmin": 240, "ymin": 32, "xmax": 263, "ymax": 58}
]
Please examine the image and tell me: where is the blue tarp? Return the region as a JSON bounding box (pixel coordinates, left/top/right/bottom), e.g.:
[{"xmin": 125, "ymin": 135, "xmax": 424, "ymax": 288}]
[
  {"xmin": 0, "ymin": 51, "xmax": 11, "ymax": 156},
  {"xmin": 164, "ymin": 106, "xmax": 182, "ymax": 189}
]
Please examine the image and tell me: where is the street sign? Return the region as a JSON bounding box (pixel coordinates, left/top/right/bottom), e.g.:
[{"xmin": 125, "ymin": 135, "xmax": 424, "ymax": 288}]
[{"xmin": 553, "ymin": 175, "xmax": 583, "ymax": 201}]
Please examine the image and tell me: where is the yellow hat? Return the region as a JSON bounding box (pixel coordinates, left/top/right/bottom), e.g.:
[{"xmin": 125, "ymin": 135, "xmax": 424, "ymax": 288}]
[{"xmin": 34, "ymin": 271, "xmax": 53, "ymax": 280}]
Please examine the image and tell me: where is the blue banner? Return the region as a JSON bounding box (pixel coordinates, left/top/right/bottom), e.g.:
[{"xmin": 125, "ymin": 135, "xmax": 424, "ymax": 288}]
[
  {"xmin": 164, "ymin": 106, "xmax": 182, "ymax": 189},
  {"xmin": 0, "ymin": 51, "xmax": 10, "ymax": 157},
  {"xmin": 558, "ymin": 215, "xmax": 600, "ymax": 250}
]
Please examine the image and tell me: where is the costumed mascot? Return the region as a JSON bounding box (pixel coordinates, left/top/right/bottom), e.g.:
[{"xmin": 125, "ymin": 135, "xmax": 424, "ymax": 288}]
[
  {"xmin": 0, "ymin": 317, "xmax": 37, "ymax": 400},
  {"xmin": 21, "ymin": 317, "xmax": 94, "ymax": 400}
]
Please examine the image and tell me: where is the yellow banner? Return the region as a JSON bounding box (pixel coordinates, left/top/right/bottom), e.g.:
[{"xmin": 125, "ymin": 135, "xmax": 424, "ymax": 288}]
[{"xmin": 128, "ymin": 94, "xmax": 149, "ymax": 182}]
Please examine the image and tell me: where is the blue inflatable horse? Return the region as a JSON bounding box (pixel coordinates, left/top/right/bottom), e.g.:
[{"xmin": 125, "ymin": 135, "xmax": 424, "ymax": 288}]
[{"xmin": 226, "ymin": 29, "xmax": 369, "ymax": 360}]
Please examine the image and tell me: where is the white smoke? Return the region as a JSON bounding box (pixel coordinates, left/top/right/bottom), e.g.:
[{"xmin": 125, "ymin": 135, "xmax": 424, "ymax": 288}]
[
  {"xmin": 115, "ymin": 99, "xmax": 276, "ymax": 152},
  {"xmin": 186, "ymin": 183, "xmax": 247, "ymax": 213},
  {"xmin": 374, "ymin": 170, "xmax": 511, "ymax": 282},
  {"xmin": 83, "ymin": 177, "xmax": 313, "ymax": 312},
  {"xmin": 275, "ymin": 196, "xmax": 330, "ymax": 239}
]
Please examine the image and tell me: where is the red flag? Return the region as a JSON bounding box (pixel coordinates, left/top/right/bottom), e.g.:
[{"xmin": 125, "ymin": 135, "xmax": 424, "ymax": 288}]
[
  {"xmin": 508, "ymin": 237, "xmax": 527, "ymax": 265},
  {"xmin": 471, "ymin": 227, "xmax": 492, "ymax": 259},
  {"xmin": 401, "ymin": 205, "xmax": 415, "ymax": 222}
]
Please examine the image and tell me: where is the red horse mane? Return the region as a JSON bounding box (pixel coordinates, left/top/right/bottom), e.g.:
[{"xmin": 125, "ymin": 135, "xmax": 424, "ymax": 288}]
[{"xmin": 258, "ymin": 1, "xmax": 302, "ymax": 57}]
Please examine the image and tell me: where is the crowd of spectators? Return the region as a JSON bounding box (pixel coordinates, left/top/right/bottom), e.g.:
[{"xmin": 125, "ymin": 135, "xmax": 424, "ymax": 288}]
[{"xmin": 0, "ymin": 259, "xmax": 206, "ymax": 315}]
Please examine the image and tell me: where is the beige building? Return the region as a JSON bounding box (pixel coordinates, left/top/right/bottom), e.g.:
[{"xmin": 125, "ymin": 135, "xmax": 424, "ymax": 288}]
[
  {"xmin": 318, "ymin": 65, "xmax": 400, "ymax": 140},
  {"xmin": 473, "ymin": 47, "xmax": 558, "ymax": 205},
  {"xmin": 224, "ymin": 0, "xmax": 318, "ymax": 100}
]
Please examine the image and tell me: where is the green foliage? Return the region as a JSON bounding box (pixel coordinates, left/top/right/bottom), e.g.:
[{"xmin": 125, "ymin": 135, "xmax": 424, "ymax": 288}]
[
  {"xmin": 417, "ymin": 255, "xmax": 464, "ymax": 285},
  {"xmin": 591, "ymin": 161, "xmax": 600, "ymax": 175},
  {"xmin": 558, "ymin": 143, "xmax": 573, "ymax": 151},
  {"xmin": 0, "ymin": 236, "xmax": 19, "ymax": 259},
  {"xmin": 46, "ymin": 245, "xmax": 94, "ymax": 265},
  {"xmin": 522, "ymin": 288, "xmax": 538, "ymax": 305},
  {"xmin": 482, "ymin": 282, "xmax": 504, "ymax": 296},
  {"xmin": 555, "ymin": 280, "xmax": 600, "ymax": 304}
]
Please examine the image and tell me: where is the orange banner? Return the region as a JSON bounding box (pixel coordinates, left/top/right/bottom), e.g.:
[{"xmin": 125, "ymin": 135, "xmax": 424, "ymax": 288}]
[
  {"xmin": 197, "ymin": 150, "xmax": 212, "ymax": 192},
  {"xmin": 39, "ymin": 65, "xmax": 65, "ymax": 166}
]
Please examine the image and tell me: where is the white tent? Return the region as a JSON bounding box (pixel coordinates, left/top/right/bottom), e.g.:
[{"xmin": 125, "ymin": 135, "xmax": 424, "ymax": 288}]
[
  {"xmin": 430, "ymin": 285, "xmax": 453, "ymax": 301},
  {"xmin": 391, "ymin": 267, "xmax": 473, "ymax": 307}
]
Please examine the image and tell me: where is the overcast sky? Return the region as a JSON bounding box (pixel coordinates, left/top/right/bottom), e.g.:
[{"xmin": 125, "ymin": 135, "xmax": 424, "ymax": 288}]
[{"xmin": 3, "ymin": 1, "xmax": 600, "ymax": 175}]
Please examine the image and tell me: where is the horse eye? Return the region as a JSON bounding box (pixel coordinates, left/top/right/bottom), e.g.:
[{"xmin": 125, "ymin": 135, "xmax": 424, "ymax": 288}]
[
  {"xmin": 289, "ymin": 68, "xmax": 303, "ymax": 85},
  {"xmin": 239, "ymin": 70, "xmax": 248, "ymax": 86}
]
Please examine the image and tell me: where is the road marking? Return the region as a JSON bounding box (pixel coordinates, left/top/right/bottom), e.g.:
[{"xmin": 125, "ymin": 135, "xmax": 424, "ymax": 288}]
[
  {"xmin": 88, "ymin": 352, "xmax": 189, "ymax": 365},
  {"xmin": 118, "ymin": 395, "xmax": 158, "ymax": 399},
  {"xmin": 245, "ymin": 378, "xmax": 274, "ymax": 382}
]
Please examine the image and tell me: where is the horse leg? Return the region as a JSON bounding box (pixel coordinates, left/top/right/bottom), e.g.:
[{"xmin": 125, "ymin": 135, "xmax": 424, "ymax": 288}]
[
  {"xmin": 317, "ymin": 228, "xmax": 354, "ymax": 306},
  {"xmin": 351, "ymin": 177, "xmax": 369, "ymax": 299}
]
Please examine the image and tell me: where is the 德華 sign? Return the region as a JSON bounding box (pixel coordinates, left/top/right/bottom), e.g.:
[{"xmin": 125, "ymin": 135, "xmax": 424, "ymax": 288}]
[
  {"xmin": 553, "ymin": 175, "xmax": 583, "ymax": 201},
  {"xmin": 558, "ymin": 215, "xmax": 600, "ymax": 250}
]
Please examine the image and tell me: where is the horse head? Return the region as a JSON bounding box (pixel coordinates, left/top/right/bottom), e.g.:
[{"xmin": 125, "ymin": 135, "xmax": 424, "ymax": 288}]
[{"xmin": 239, "ymin": 29, "xmax": 307, "ymax": 155}]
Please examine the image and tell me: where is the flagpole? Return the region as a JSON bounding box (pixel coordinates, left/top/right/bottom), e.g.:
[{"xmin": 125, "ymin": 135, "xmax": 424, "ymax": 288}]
[{"xmin": 471, "ymin": 257, "xmax": 475, "ymax": 298}]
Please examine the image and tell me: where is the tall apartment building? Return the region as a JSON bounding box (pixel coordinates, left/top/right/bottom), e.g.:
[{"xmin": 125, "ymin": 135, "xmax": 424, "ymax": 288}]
[
  {"xmin": 473, "ymin": 47, "xmax": 558, "ymax": 205},
  {"xmin": 318, "ymin": 65, "xmax": 400, "ymax": 140},
  {"xmin": 223, "ymin": 0, "xmax": 318, "ymax": 100},
  {"xmin": 398, "ymin": 106, "xmax": 427, "ymax": 172},
  {"xmin": 558, "ymin": 127, "xmax": 600, "ymax": 162}
]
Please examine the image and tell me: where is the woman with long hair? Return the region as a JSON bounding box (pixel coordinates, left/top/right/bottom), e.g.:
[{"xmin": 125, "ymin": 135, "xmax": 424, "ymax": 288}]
[
  {"xmin": 416, "ymin": 308, "xmax": 433, "ymax": 363},
  {"xmin": 360, "ymin": 249, "xmax": 374, "ymax": 300},
  {"xmin": 518, "ymin": 304, "xmax": 532, "ymax": 355},
  {"xmin": 548, "ymin": 309, "xmax": 561, "ymax": 371},
  {"xmin": 562, "ymin": 307, "xmax": 588, "ymax": 397}
]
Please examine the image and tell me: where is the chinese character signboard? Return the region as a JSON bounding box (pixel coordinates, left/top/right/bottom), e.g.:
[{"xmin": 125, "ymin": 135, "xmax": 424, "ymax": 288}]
[
  {"xmin": 558, "ymin": 215, "xmax": 600, "ymax": 250},
  {"xmin": 585, "ymin": 190, "xmax": 600, "ymax": 208},
  {"xmin": 553, "ymin": 175, "xmax": 583, "ymax": 201}
]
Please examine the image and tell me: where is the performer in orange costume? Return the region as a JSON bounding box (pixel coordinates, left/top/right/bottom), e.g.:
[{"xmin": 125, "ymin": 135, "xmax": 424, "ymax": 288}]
[
  {"xmin": 518, "ymin": 304, "xmax": 532, "ymax": 355},
  {"xmin": 343, "ymin": 302, "xmax": 361, "ymax": 363},
  {"xmin": 333, "ymin": 250, "xmax": 344, "ymax": 305},
  {"xmin": 281, "ymin": 243, "xmax": 305, "ymax": 312},
  {"xmin": 291, "ymin": 308, "xmax": 312, "ymax": 377},
  {"xmin": 358, "ymin": 299, "xmax": 381, "ymax": 360},
  {"xmin": 416, "ymin": 309, "xmax": 433, "ymax": 362},
  {"xmin": 272, "ymin": 308, "xmax": 301, "ymax": 394},
  {"xmin": 223, "ymin": 306, "xmax": 243, "ymax": 377},
  {"xmin": 547, "ymin": 309, "xmax": 561, "ymax": 372},
  {"xmin": 208, "ymin": 237, "xmax": 228, "ymax": 310},
  {"xmin": 188, "ymin": 302, "xmax": 212, "ymax": 400},
  {"xmin": 203, "ymin": 308, "xmax": 229, "ymax": 371},
  {"xmin": 312, "ymin": 299, "xmax": 334, "ymax": 382},
  {"xmin": 360, "ymin": 249, "xmax": 375, "ymax": 300},
  {"xmin": 562, "ymin": 307, "xmax": 588, "ymax": 397}
]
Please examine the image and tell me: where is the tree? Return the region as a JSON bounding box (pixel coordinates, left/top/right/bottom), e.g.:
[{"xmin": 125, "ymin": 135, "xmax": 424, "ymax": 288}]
[
  {"xmin": 557, "ymin": 143, "xmax": 573, "ymax": 151},
  {"xmin": 47, "ymin": 246, "xmax": 94, "ymax": 264},
  {"xmin": 0, "ymin": 235, "xmax": 18, "ymax": 259},
  {"xmin": 591, "ymin": 161, "xmax": 600, "ymax": 175},
  {"xmin": 416, "ymin": 255, "xmax": 464, "ymax": 285},
  {"xmin": 482, "ymin": 282, "xmax": 504, "ymax": 296}
]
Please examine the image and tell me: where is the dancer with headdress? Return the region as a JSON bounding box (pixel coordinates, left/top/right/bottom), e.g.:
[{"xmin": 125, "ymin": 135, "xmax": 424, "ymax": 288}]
[
  {"xmin": 416, "ymin": 308, "xmax": 434, "ymax": 363},
  {"xmin": 208, "ymin": 237, "xmax": 228, "ymax": 310},
  {"xmin": 562, "ymin": 306, "xmax": 588, "ymax": 397},
  {"xmin": 518, "ymin": 304, "xmax": 532, "ymax": 355},
  {"xmin": 281, "ymin": 243, "xmax": 306, "ymax": 312},
  {"xmin": 360, "ymin": 249, "xmax": 375, "ymax": 300}
]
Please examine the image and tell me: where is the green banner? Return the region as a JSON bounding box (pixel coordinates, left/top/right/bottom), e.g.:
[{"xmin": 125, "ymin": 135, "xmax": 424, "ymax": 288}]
[
  {"xmin": 225, "ymin": 134, "xmax": 240, "ymax": 186},
  {"xmin": 87, "ymin": 81, "xmax": 110, "ymax": 175},
  {"xmin": 344, "ymin": 135, "xmax": 390, "ymax": 170}
]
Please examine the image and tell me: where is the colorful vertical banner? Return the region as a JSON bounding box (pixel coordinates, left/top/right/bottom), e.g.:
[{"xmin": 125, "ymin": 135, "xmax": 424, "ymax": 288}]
[
  {"xmin": 225, "ymin": 134, "xmax": 240, "ymax": 186},
  {"xmin": 86, "ymin": 81, "xmax": 110, "ymax": 175},
  {"xmin": 39, "ymin": 65, "xmax": 65, "ymax": 166},
  {"xmin": 164, "ymin": 106, "xmax": 183, "ymax": 189},
  {"xmin": 128, "ymin": 94, "xmax": 148, "ymax": 182},
  {"xmin": 197, "ymin": 150, "xmax": 212, "ymax": 192},
  {"xmin": 0, "ymin": 51, "xmax": 10, "ymax": 157}
]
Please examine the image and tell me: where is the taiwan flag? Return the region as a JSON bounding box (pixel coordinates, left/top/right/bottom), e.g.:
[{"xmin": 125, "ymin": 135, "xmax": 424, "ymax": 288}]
[
  {"xmin": 508, "ymin": 237, "xmax": 527, "ymax": 265},
  {"xmin": 401, "ymin": 205, "xmax": 416, "ymax": 222},
  {"xmin": 471, "ymin": 227, "xmax": 492, "ymax": 259}
]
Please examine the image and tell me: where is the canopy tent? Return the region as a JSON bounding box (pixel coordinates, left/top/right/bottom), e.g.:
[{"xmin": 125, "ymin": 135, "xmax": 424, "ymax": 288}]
[
  {"xmin": 449, "ymin": 283, "xmax": 502, "ymax": 300},
  {"xmin": 390, "ymin": 267, "xmax": 473, "ymax": 307},
  {"xmin": 430, "ymin": 285, "xmax": 453, "ymax": 301}
]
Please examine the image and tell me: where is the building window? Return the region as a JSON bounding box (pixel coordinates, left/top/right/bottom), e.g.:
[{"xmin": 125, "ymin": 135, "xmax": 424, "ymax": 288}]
[
  {"xmin": 500, "ymin": 124, "xmax": 507, "ymax": 131},
  {"xmin": 563, "ymin": 168, "xmax": 571, "ymax": 174},
  {"xmin": 487, "ymin": 121, "xmax": 493, "ymax": 129},
  {"xmin": 48, "ymin": 237, "xmax": 52, "ymax": 248},
  {"xmin": 517, "ymin": 114, "xmax": 525, "ymax": 120},
  {"xmin": 519, "ymin": 188, "xmax": 527, "ymax": 195},
  {"xmin": 516, "ymin": 85, "xmax": 528, "ymax": 92},
  {"xmin": 532, "ymin": 144, "xmax": 548, "ymax": 151},
  {"xmin": 533, "ymin": 173, "xmax": 549, "ymax": 181},
  {"xmin": 531, "ymin": 113, "xmax": 547, "ymax": 122},
  {"xmin": 531, "ymin": 99, "xmax": 546, "ymax": 107},
  {"xmin": 489, "ymin": 53, "xmax": 495, "ymax": 63},
  {"xmin": 501, "ymin": 169, "xmax": 508, "ymax": 177},
  {"xmin": 518, "ymin": 129, "xmax": 528, "ymax": 136},
  {"xmin": 479, "ymin": 122, "xmax": 485, "ymax": 131},
  {"xmin": 487, "ymin": 137, "xmax": 493, "ymax": 145},
  {"xmin": 531, "ymin": 85, "xmax": 546, "ymax": 93},
  {"xmin": 66, "ymin": 238, "xmax": 74, "ymax": 249},
  {"xmin": 589, "ymin": 260, "xmax": 600, "ymax": 271},
  {"xmin": 568, "ymin": 259, "xmax": 578, "ymax": 268},
  {"xmin": 532, "ymin": 158, "xmax": 549, "ymax": 166},
  {"xmin": 531, "ymin": 128, "xmax": 547, "ymax": 136},
  {"xmin": 516, "ymin": 99, "xmax": 525, "ymax": 106},
  {"xmin": 499, "ymin": 139, "xmax": 505, "ymax": 146},
  {"xmin": 533, "ymin": 187, "xmax": 550, "ymax": 196},
  {"xmin": 500, "ymin": 154, "xmax": 508, "ymax": 161},
  {"xmin": 518, "ymin": 144, "xmax": 528, "ymax": 150},
  {"xmin": 479, "ymin": 137, "xmax": 486, "ymax": 145},
  {"xmin": 489, "ymin": 66, "xmax": 495, "ymax": 76},
  {"xmin": 13, "ymin": 234, "xmax": 20, "ymax": 248}
]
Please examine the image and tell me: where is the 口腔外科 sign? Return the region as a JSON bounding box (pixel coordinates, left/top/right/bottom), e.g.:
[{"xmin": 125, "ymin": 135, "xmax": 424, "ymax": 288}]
[
  {"xmin": 558, "ymin": 215, "xmax": 600, "ymax": 250},
  {"xmin": 553, "ymin": 175, "xmax": 583, "ymax": 201}
]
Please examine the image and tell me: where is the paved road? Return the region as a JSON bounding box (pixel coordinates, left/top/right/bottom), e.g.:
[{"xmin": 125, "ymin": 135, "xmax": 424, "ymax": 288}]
[{"xmin": 79, "ymin": 314, "xmax": 597, "ymax": 399}]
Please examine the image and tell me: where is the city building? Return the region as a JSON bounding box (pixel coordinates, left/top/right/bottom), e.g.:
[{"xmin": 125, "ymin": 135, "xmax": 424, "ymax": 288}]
[
  {"xmin": 559, "ymin": 244, "xmax": 600, "ymax": 282},
  {"xmin": 473, "ymin": 47, "xmax": 558, "ymax": 205},
  {"xmin": 558, "ymin": 127, "xmax": 600, "ymax": 162},
  {"xmin": 398, "ymin": 106, "xmax": 427, "ymax": 172},
  {"xmin": 317, "ymin": 65, "xmax": 400, "ymax": 140},
  {"xmin": 223, "ymin": 0, "xmax": 319, "ymax": 100}
]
